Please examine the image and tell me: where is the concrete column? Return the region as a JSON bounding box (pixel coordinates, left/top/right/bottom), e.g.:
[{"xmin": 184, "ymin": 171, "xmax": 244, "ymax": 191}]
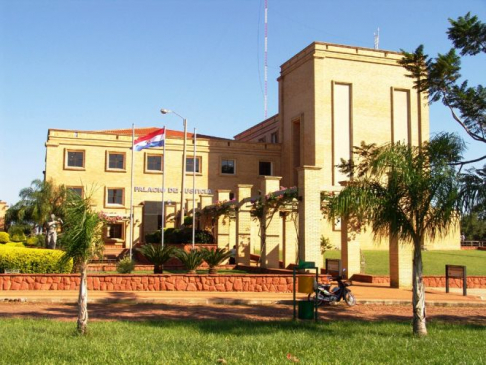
[
  {"xmin": 236, "ymin": 184, "xmax": 253, "ymax": 265},
  {"xmin": 390, "ymin": 236, "xmax": 413, "ymax": 288},
  {"xmin": 260, "ymin": 176, "xmax": 282, "ymax": 269},
  {"xmin": 165, "ymin": 204, "xmax": 176, "ymax": 228},
  {"xmin": 216, "ymin": 190, "xmax": 231, "ymax": 250},
  {"xmin": 199, "ymin": 194, "xmax": 213, "ymax": 232},
  {"xmin": 297, "ymin": 166, "xmax": 322, "ymax": 266},
  {"xmin": 282, "ymin": 211, "xmax": 298, "ymax": 268},
  {"xmin": 340, "ymin": 216, "xmax": 361, "ymax": 279}
]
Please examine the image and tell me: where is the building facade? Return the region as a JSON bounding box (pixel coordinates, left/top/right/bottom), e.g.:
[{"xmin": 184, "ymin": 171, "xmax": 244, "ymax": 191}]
[{"xmin": 44, "ymin": 42, "xmax": 459, "ymax": 252}]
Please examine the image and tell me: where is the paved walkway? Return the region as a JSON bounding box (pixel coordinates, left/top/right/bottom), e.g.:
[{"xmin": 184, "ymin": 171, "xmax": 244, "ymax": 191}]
[{"xmin": 1, "ymin": 282, "xmax": 484, "ymax": 306}]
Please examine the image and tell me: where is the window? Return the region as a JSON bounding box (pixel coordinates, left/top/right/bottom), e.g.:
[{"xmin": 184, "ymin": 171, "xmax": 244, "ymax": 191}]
[
  {"xmin": 221, "ymin": 159, "xmax": 235, "ymax": 175},
  {"xmin": 186, "ymin": 157, "xmax": 201, "ymax": 173},
  {"xmin": 66, "ymin": 150, "xmax": 85, "ymax": 169},
  {"xmin": 107, "ymin": 152, "xmax": 125, "ymax": 171},
  {"xmin": 271, "ymin": 132, "xmax": 278, "ymax": 143},
  {"xmin": 106, "ymin": 188, "xmax": 124, "ymax": 205},
  {"xmin": 67, "ymin": 186, "xmax": 83, "ymax": 197},
  {"xmin": 258, "ymin": 137, "xmax": 267, "ymax": 143},
  {"xmin": 259, "ymin": 161, "xmax": 272, "ymax": 176},
  {"xmin": 146, "ymin": 154, "xmax": 162, "ymax": 172},
  {"xmin": 106, "ymin": 223, "xmax": 124, "ymax": 239}
]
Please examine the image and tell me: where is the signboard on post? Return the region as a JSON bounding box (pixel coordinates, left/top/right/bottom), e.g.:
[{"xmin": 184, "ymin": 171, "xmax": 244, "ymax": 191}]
[
  {"xmin": 326, "ymin": 259, "xmax": 342, "ymax": 278},
  {"xmin": 445, "ymin": 265, "xmax": 467, "ymax": 296}
]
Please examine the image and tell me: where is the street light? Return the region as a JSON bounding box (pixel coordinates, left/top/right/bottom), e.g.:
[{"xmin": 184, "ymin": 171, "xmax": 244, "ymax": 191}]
[{"xmin": 160, "ymin": 109, "xmax": 187, "ymax": 228}]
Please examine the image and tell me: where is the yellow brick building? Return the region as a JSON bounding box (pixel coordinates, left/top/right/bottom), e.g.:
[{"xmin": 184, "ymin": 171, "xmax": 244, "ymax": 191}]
[{"xmin": 44, "ymin": 42, "xmax": 460, "ymax": 252}]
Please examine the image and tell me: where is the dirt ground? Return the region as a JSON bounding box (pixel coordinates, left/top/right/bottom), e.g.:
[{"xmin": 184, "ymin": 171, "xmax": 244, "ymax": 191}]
[{"xmin": 0, "ymin": 302, "xmax": 485, "ymax": 325}]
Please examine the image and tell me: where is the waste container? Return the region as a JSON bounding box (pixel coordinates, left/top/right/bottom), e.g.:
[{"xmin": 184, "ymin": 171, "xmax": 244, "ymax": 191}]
[
  {"xmin": 298, "ymin": 276, "xmax": 314, "ymax": 293},
  {"xmin": 297, "ymin": 300, "xmax": 314, "ymax": 320}
]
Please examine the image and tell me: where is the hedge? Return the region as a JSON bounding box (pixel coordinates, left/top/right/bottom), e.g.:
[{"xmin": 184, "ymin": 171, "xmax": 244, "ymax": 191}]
[
  {"xmin": 0, "ymin": 246, "xmax": 73, "ymax": 274},
  {"xmin": 0, "ymin": 232, "xmax": 9, "ymax": 243}
]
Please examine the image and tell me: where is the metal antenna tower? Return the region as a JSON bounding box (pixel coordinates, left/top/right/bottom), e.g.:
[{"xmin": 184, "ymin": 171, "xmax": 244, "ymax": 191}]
[
  {"xmin": 374, "ymin": 27, "xmax": 380, "ymax": 50},
  {"xmin": 264, "ymin": 0, "xmax": 268, "ymax": 119}
]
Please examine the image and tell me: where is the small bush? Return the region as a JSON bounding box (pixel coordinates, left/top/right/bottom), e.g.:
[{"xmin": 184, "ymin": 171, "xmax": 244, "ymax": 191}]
[
  {"xmin": 8, "ymin": 225, "xmax": 29, "ymax": 242},
  {"xmin": 25, "ymin": 235, "xmax": 42, "ymax": 247},
  {"xmin": 4, "ymin": 242, "xmax": 25, "ymax": 248},
  {"xmin": 0, "ymin": 246, "xmax": 73, "ymax": 273},
  {"xmin": 116, "ymin": 257, "xmax": 135, "ymax": 274},
  {"xmin": 0, "ymin": 232, "xmax": 10, "ymax": 243}
]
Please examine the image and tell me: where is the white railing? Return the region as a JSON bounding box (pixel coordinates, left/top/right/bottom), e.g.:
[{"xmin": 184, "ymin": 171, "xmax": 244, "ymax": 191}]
[{"xmin": 461, "ymin": 240, "xmax": 486, "ymax": 248}]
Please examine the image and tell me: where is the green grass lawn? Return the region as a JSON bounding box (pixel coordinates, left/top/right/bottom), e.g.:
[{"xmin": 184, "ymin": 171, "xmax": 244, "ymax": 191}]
[
  {"xmin": 324, "ymin": 250, "xmax": 486, "ymax": 276},
  {"xmin": 0, "ymin": 319, "xmax": 483, "ymax": 364}
]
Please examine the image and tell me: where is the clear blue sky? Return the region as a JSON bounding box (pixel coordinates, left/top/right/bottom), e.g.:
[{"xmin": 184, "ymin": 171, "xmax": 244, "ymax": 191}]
[{"xmin": 1, "ymin": 0, "xmax": 485, "ymax": 205}]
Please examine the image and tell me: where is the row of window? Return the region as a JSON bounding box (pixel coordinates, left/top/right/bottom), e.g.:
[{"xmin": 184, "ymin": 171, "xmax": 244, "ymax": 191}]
[{"xmin": 65, "ymin": 150, "xmax": 273, "ymax": 176}]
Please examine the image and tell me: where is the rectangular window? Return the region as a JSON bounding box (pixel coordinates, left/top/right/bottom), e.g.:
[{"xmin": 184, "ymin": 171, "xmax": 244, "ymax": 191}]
[
  {"xmin": 186, "ymin": 157, "xmax": 201, "ymax": 173},
  {"xmin": 107, "ymin": 188, "xmax": 124, "ymax": 205},
  {"xmin": 221, "ymin": 159, "xmax": 235, "ymax": 175},
  {"xmin": 259, "ymin": 161, "xmax": 272, "ymax": 176},
  {"xmin": 66, "ymin": 150, "xmax": 85, "ymax": 169},
  {"xmin": 258, "ymin": 137, "xmax": 267, "ymax": 143},
  {"xmin": 392, "ymin": 89, "xmax": 411, "ymax": 145},
  {"xmin": 67, "ymin": 186, "xmax": 83, "ymax": 197},
  {"xmin": 107, "ymin": 152, "xmax": 125, "ymax": 171},
  {"xmin": 270, "ymin": 132, "xmax": 278, "ymax": 143},
  {"xmin": 146, "ymin": 154, "xmax": 163, "ymax": 172},
  {"xmin": 332, "ymin": 83, "xmax": 352, "ymax": 185}
]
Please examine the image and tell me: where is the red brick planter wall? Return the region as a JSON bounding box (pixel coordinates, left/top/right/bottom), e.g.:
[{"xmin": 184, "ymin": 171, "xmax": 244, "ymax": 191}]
[
  {"xmin": 0, "ymin": 274, "xmax": 328, "ymax": 292},
  {"xmin": 2, "ymin": 273, "xmax": 484, "ymax": 291},
  {"xmin": 351, "ymin": 274, "xmax": 486, "ymax": 288}
]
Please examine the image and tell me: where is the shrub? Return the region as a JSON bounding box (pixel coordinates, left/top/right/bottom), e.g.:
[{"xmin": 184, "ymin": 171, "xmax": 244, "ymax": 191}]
[
  {"xmin": 200, "ymin": 247, "xmax": 231, "ymax": 274},
  {"xmin": 183, "ymin": 216, "xmax": 193, "ymax": 226},
  {"xmin": 8, "ymin": 225, "xmax": 29, "ymax": 242},
  {"xmin": 0, "ymin": 246, "xmax": 73, "ymax": 273},
  {"xmin": 175, "ymin": 248, "xmax": 204, "ymax": 274},
  {"xmin": 0, "ymin": 232, "xmax": 10, "ymax": 244},
  {"xmin": 25, "ymin": 235, "xmax": 44, "ymax": 247},
  {"xmin": 138, "ymin": 244, "xmax": 175, "ymax": 274},
  {"xmin": 4, "ymin": 242, "xmax": 25, "ymax": 248},
  {"xmin": 116, "ymin": 256, "xmax": 135, "ymax": 274}
]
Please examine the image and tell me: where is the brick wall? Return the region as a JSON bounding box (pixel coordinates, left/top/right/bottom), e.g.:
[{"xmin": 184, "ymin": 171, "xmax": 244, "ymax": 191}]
[
  {"xmin": 0, "ymin": 274, "xmax": 326, "ymax": 292},
  {"xmin": 351, "ymin": 274, "xmax": 486, "ymax": 288}
]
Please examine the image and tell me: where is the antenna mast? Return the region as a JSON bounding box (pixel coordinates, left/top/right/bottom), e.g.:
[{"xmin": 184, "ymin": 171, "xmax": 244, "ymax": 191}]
[
  {"xmin": 374, "ymin": 27, "xmax": 380, "ymax": 50},
  {"xmin": 264, "ymin": 0, "xmax": 268, "ymax": 119}
]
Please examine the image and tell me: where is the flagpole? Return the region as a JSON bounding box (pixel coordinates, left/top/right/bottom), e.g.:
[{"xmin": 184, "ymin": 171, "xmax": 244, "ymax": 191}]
[
  {"xmin": 129, "ymin": 123, "xmax": 135, "ymax": 260},
  {"xmin": 161, "ymin": 127, "xmax": 166, "ymax": 248},
  {"xmin": 192, "ymin": 128, "xmax": 197, "ymax": 249}
]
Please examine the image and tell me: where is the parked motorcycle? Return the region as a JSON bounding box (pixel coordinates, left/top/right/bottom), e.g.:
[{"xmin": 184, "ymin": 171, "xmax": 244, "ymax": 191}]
[{"xmin": 308, "ymin": 274, "xmax": 356, "ymax": 306}]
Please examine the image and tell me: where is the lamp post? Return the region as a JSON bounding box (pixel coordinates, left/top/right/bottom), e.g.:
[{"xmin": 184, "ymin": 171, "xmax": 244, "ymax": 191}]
[{"xmin": 160, "ymin": 109, "xmax": 187, "ymax": 228}]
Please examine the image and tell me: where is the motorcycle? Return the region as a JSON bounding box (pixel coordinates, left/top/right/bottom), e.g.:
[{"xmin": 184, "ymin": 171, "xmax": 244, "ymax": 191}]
[{"xmin": 308, "ymin": 273, "xmax": 356, "ymax": 306}]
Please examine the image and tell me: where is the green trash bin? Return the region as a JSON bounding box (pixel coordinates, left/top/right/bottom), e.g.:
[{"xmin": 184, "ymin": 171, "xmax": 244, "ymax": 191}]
[{"xmin": 297, "ymin": 300, "xmax": 314, "ymax": 320}]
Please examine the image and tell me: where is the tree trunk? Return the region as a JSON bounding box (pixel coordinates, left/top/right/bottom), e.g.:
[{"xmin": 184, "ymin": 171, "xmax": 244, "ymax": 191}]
[
  {"xmin": 412, "ymin": 238, "xmax": 427, "ymax": 336},
  {"xmin": 77, "ymin": 261, "xmax": 89, "ymax": 335}
]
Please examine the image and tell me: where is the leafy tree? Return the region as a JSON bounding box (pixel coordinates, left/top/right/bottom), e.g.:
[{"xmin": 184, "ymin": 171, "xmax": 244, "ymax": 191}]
[
  {"xmin": 324, "ymin": 134, "xmax": 464, "ymax": 336},
  {"xmin": 400, "ymin": 13, "xmax": 485, "ymax": 165},
  {"xmin": 6, "ymin": 179, "xmax": 66, "ymax": 234},
  {"xmin": 60, "ymin": 192, "xmax": 103, "ymax": 335}
]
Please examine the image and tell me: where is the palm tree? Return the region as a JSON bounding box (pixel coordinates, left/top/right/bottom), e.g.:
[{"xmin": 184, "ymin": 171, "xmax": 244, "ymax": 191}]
[
  {"xmin": 325, "ymin": 134, "xmax": 464, "ymax": 336},
  {"xmin": 175, "ymin": 248, "xmax": 204, "ymax": 274},
  {"xmin": 138, "ymin": 244, "xmax": 175, "ymax": 274},
  {"xmin": 200, "ymin": 247, "xmax": 232, "ymax": 274},
  {"xmin": 12, "ymin": 179, "xmax": 66, "ymax": 234},
  {"xmin": 60, "ymin": 191, "xmax": 103, "ymax": 335}
]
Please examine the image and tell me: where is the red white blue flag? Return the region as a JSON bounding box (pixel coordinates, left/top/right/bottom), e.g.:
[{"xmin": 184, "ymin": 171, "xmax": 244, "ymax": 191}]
[{"xmin": 133, "ymin": 128, "xmax": 165, "ymax": 151}]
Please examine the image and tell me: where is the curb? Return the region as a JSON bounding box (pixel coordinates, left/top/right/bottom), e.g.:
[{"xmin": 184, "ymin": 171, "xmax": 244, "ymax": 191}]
[{"xmin": 2, "ymin": 296, "xmax": 485, "ymax": 307}]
